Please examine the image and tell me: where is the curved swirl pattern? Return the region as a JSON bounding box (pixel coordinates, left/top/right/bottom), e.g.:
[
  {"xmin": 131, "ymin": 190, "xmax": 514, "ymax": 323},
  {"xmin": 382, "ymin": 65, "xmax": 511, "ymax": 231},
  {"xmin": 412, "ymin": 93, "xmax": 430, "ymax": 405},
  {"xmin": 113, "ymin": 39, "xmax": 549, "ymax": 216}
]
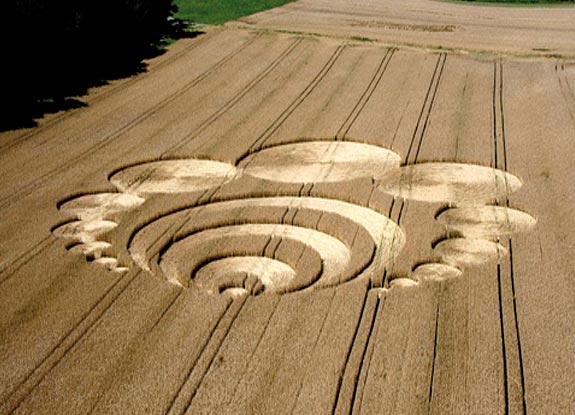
[{"xmin": 129, "ymin": 196, "xmax": 405, "ymax": 295}]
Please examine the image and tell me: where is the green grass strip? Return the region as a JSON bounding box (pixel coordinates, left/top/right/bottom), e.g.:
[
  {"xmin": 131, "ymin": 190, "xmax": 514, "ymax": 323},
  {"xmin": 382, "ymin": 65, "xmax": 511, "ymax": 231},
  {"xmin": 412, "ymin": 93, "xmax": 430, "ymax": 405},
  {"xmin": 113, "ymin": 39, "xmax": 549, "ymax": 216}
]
[{"xmin": 174, "ymin": 0, "xmax": 297, "ymax": 24}]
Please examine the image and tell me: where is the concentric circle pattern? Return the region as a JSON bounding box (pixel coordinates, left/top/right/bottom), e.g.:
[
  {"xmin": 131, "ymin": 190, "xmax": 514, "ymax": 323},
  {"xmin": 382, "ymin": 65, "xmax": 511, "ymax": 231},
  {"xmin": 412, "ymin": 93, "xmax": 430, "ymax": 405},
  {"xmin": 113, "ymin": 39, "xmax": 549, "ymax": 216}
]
[{"xmin": 129, "ymin": 196, "xmax": 405, "ymax": 294}]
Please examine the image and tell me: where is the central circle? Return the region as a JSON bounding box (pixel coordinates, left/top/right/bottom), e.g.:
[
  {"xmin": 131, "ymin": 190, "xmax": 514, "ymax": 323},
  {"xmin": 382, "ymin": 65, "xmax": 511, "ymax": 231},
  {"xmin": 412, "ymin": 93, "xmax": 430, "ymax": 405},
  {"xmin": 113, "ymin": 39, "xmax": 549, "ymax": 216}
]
[{"xmin": 239, "ymin": 141, "xmax": 401, "ymax": 183}]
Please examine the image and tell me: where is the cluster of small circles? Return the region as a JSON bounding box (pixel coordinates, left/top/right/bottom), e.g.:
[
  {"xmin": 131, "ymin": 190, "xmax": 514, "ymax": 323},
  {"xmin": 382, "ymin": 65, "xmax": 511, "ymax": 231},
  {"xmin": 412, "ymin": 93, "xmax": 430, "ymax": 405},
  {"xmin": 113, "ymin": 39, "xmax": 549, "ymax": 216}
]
[{"xmin": 53, "ymin": 193, "xmax": 145, "ymax": 273}]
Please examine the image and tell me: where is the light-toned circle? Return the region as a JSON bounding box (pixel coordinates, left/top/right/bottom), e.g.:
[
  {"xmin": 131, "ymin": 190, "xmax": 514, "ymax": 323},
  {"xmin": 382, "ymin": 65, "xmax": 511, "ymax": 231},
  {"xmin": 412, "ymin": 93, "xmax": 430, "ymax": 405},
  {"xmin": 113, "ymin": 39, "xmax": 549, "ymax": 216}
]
[
  {"xmin": 69, "ymin": 241, "xmax": 112, "ymax": 259},
  {"xmin": 389, "ymin": 278, "xmax": 419, "ymax": 288},
  {"xmin": 59, "ymin": 193, "xmax": 145, "ymax": 220},
  {"xmin": 378, "ymin": 163, "xmax": 522, "ymax": 205},
  {"xmin": 434, "ymin": 238, "xmax": 508, "ymax": 267},
  {"xmin": 413, "ymin": 263, "xmax": 463, "ymax": 282},
  {"xmin": 240, "ymin": 141, "xmax": 401, "ymax": 183},
  {"xmin": 110, "ymin": 159, "xmax": 237, "ymax": 195},
  {"xmin": 436, "ymin": 206, "xmax": 536, "ymax": 238},
  {"xmin": 195, "ymin": 256, "xmax": 297, "ymax": 295},
  {"xmin": 53, "ymin": 220, "xmax": 117, "ymax": 243},
  {"xmin": 222, "ymin": 287, "xmax": 249, "ymax": 299}
]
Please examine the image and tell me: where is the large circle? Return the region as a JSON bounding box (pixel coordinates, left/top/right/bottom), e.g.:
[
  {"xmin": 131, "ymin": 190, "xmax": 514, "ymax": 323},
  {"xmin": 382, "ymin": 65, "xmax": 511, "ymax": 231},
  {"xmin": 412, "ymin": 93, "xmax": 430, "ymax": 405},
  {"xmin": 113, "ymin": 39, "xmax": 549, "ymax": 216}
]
[
  {"xmin": 378, "ymin": 163, "xmax": 522, "ymax": 205},
  {"xmin": 436, "ymin": 206, "xmax": 536, "ymax": 238},
  {"xmin": 110, "ymin": 160, "xmax": 237, "ymax": 195},
  {"xmin": 240, "ymin": 141, "xmax": 401, "ymax": 183},
  {"xmin": 59, "ymin": 193, "xmax": 145, "ymax": 220}
]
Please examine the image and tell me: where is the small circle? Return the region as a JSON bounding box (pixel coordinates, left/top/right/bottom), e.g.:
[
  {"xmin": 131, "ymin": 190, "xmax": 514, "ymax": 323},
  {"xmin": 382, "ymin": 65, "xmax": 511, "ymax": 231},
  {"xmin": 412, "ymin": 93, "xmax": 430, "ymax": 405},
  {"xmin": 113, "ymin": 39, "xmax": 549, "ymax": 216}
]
[
  {"xmin": 413, "ymin": 263, "xmax": 462, "ymax": 282},
  {"xmin": 195, "ymin": 256, "xmax": 297, "ymax": 295},
  {"xmin": 93, "ymin": 257, "xmax": 120, "ymax": 270},
  {"xmin": 69, "ymin": 241, "xmax": 112, "ymax": 259},
  {"xmin": 434, "ymin": 238, "xmax": 507, "ymax": 267},
  {"xmin": 389, "ymin": 278, "xmax": 419, "ymax": 288},
  {"xmin": 52, "ymin": 220, "xmax": 117, "ymax": 243},
  {"xmin": 221, "ymin": 287, "xmax": 249, "ymax": 298}
]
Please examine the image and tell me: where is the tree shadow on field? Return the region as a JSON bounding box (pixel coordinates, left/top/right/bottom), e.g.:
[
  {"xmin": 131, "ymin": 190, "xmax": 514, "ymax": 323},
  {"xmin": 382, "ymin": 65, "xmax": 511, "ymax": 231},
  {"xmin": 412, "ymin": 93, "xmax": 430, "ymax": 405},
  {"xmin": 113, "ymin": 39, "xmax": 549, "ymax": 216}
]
[{"xmin": 1, "ymin": 7, "xmax": 202, "ymax": 133}]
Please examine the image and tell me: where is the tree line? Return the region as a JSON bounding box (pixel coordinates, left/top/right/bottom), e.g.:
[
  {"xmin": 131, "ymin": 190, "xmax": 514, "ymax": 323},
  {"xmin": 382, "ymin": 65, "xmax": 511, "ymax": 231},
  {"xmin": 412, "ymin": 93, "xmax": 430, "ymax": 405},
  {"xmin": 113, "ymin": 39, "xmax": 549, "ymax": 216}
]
[{"xmin": 1, "ymin": 0, "xmax": 179, "ymax": 130}]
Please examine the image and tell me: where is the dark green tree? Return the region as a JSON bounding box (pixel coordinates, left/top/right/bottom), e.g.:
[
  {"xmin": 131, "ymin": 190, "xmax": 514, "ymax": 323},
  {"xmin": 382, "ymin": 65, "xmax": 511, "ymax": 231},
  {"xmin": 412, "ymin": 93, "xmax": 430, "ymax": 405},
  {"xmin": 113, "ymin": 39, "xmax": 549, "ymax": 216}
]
[{"xmin": 1, "ymin": 0, "xmax": 178, "ymax": 130}]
